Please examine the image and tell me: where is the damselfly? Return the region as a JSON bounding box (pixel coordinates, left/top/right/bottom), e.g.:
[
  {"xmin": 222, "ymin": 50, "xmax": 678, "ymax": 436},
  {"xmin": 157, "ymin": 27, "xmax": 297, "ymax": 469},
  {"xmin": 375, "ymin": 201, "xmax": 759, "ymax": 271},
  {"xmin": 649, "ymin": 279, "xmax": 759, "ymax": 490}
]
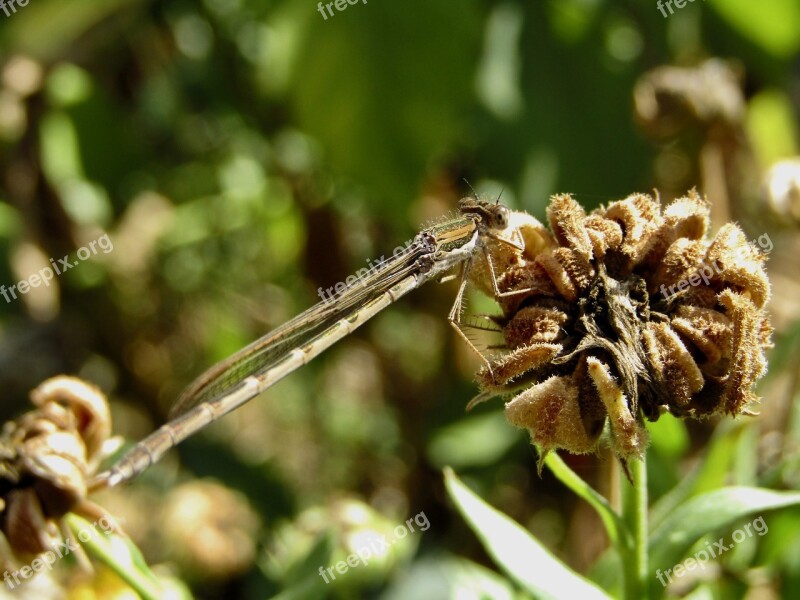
[{"xmin": 94, "ymin": 198, "xmax": 525, "ymax": 488}]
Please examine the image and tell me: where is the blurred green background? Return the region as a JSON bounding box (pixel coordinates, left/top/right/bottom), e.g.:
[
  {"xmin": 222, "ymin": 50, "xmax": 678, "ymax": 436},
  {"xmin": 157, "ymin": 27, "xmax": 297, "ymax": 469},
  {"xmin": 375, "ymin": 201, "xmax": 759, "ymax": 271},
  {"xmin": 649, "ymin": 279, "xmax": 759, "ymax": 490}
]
[{"xmin": 1, "ymin": 0, "xmax": 799, "ymax": 598}]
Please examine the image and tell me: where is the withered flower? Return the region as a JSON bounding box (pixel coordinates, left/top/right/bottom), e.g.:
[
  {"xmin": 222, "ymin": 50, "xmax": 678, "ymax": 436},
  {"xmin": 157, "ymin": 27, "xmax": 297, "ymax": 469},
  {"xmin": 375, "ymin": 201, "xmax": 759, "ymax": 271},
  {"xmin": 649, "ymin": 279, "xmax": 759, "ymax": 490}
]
[
  {"xmin": 466, "ymin": 191, "xmax": 772, "ymax": 470},
  {"xmin": 160, "ymin": 480, "xmax": 260, "ymax": 580},
  {"xmin": 0, "ymin": 376, "xmax": 118, "ymax": 569},
  {"xmin": 633, "ymin": 59, "xmax": 745, "ymax": 138}
]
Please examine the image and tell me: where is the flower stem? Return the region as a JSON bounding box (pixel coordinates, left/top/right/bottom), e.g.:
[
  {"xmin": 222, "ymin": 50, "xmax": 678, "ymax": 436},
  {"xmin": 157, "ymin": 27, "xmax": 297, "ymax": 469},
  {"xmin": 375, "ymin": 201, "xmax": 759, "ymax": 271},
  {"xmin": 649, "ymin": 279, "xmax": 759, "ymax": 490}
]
[{"xmin": 621, "ymin": 456, "xmax": 648, "ymax": 600}]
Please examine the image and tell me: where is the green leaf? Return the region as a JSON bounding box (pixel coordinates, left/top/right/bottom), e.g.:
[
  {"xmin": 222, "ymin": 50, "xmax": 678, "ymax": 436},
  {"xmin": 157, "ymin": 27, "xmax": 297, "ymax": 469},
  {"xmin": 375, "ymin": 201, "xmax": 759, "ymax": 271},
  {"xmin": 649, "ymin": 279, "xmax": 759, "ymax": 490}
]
[
  {"xmin": 647, "ymin": 415, "xmax": 690, "ymax": 459},
  {"xmin": 428, "ymin": 411, "xmax": 523, "ymax": 469},
  {"xmin": 586, "ymin": 549, "xmax": 625, "ymax": 597},
  {"xmin": 3, "ymin": 0, "xmax": 148, "ymax": 61},
  {"xmin": 288, "ymin": 0, "xmax": 483, "ymax": 214},
  {"xmin": 544, "ymin": 452, "xmax": 632, "ymax": 556},
  {"xmin": 269, "ymin": 578, "xmax": 327, "ymax": 600},
  {"xmin": 649, "ymin": 486, "xmax": 800, "ymax": 585},
  {"xmin": 444, "ymin": 467, "xmax": 611, "ymax": 600},
  {"xmin": 382, "ymin": 554, "xmax": 523, "ymax": 600},
  {"xmin": 649, "ymin": 420, "xmax": 748, "ymax": 530},
  {"xmin": 65, "ymin": 514, "xmax": 170, "ymax": 600},
  {"xmin": 708, "ymin": 0, "xmax": 800, "ymax": 58},
  {"xmin": 281, "ymin": 532, "xmax": 334, "ymax": 590},
  {"xmin": 746, "ymin": 90, "xmax": 800, "ymax": 166}
]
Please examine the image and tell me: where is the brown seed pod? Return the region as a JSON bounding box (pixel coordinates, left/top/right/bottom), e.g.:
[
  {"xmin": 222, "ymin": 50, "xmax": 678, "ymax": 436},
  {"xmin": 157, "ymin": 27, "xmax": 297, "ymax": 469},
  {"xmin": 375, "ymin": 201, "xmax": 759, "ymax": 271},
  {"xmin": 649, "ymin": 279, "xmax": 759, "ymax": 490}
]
[
  {"xmin": 633, "ymin": 59, "xmax": 745, "ymax": 138},
  {"xmin": 466, "ymin": 191, "xmax": 773, "ymax": 470},
  {"xmin": 0, "ymin": 376, "xmax": 119, "ymax": 569},
  {"xmin": 160, "ymin": 480, "xmax": 261, "ymax": 580}
]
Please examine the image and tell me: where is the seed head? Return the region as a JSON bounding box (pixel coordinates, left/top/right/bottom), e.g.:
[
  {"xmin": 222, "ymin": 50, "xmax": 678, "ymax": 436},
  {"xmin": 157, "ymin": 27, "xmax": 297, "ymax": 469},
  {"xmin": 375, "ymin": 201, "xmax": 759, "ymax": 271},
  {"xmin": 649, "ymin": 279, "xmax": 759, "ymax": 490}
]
[
  {"xmin": 471, "ymin": 191, "xmax": 773, "ymax": 470},
  {"xmin": 0, "ymin": 376, "xmax": 117, "ymax": 563}
]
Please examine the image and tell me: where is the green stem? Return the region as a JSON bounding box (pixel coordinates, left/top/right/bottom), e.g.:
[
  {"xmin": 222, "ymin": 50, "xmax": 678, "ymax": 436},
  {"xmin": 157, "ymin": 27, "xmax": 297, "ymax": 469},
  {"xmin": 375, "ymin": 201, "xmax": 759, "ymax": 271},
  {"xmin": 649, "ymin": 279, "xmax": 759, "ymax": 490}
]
[{"xmin": 621, "ymin": 456, "xmax": 648, "ymax": 600}]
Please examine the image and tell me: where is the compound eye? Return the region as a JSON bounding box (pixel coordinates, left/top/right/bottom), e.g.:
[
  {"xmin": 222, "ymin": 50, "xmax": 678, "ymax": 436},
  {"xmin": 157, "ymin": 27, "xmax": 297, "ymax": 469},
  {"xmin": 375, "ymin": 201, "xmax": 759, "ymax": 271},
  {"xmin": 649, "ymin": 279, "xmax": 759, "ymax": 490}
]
[{"xmin": 494, "ymin": 206, "xmax": 509, "ymax": 228}]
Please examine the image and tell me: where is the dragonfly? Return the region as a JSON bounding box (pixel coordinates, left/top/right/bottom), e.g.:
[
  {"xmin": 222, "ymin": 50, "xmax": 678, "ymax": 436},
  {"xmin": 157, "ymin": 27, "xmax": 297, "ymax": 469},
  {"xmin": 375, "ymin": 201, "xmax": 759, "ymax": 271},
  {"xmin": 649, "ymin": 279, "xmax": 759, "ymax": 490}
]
[{"xmin": 92, "ymin": 198, "xmax": 524, "ymax": 489}]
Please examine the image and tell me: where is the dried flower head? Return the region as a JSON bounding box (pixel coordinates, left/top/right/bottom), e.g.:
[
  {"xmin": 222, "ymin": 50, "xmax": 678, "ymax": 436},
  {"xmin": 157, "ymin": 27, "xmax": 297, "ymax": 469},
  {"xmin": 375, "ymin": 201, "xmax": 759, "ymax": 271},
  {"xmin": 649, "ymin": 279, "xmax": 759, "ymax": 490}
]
[
  {"xmin": 160, "ymin": 480, "xmax": 260, "ymax": 579},
  {"xmin": 466, "ymin": 191, "xmax": 772, "ymax": 469},
  {"xmin": 633, "ymin": 59, "xmax": 745, "ymax": 137},
  {"xmin": 0, "ymin": 376, "xmax": 118, "ymax": 567}
]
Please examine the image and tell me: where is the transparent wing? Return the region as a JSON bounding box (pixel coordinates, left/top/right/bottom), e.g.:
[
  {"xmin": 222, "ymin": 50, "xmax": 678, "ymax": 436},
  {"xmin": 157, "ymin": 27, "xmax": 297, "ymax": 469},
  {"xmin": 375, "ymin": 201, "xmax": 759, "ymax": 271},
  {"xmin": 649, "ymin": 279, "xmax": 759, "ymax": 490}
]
[{"xmin": 169, "ymin": 240, "xmax": 429, "ymax": 417}]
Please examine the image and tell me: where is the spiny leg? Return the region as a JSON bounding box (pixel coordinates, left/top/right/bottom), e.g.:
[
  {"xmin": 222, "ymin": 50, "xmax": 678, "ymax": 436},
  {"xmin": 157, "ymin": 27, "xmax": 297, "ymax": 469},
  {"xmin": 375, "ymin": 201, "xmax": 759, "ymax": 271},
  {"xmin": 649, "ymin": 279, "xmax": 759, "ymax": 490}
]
[
  {"xmin": 482, "ymin": 231, "xmax": 546, "ymax": 300},
  {"xmin": 450, "ymin": 224, "xmax": 555, "ymax": 390},
  {"xmin": 450, "ymin": 229, "xmax": 546, "ymax": 379},
  {"xmin": 448, "ymin": 257, "xmax": 496, "ymax": 377},
  {"xmin": 467, "ymin": 342, "xmax": 562, "ymax": 410}
]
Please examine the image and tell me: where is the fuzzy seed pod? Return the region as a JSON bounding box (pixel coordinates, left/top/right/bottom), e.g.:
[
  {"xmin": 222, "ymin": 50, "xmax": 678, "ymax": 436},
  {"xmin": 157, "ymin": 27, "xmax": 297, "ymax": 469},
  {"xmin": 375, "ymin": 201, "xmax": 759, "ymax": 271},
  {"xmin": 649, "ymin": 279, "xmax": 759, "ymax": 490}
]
[
  {"xmin": 470, "ymin": 191, "xmax": 772, "ymax": 470},
  {"xmin": 1, "ymin": 376, "xmax": 118, "ymax": 567}
]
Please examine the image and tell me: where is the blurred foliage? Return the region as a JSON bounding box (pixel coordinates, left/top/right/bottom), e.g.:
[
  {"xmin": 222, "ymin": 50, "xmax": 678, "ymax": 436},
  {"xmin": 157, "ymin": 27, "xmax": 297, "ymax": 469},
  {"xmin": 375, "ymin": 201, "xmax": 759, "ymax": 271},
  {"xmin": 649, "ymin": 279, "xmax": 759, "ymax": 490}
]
[{"xmin": 0, "ymin": 0, "xmax": 799, "ymax": 598}]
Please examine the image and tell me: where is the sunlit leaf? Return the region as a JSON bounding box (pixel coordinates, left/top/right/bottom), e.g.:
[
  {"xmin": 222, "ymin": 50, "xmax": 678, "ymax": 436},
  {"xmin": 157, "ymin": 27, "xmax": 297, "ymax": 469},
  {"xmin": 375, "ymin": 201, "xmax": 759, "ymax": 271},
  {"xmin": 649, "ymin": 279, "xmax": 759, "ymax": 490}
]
[
  {"xmin": 382, "ymin": 554, "xmax": 521, "ymax": 600},
  {"xmin": 649, "ymin": 420, "xmax": 748, "ymax": 529},
  {"xmin": 65, "ymin": 514, "xmax": 172, "ymax": 600},
  {"xmin": 444, "ymin": 467, "xmax": 611, "ymax": 600},
  {"xmin": 544, "ymin": 452, "xmax": 632, "ymax": 557},
  {"xmin": 709, "ymin": 0, "xmax": 800, "ymax": 58},
  {"xmin": 649, "ymin": 486, "xmax": 800, "ymax": 586},
  {"xmin": 428, "ymin": 411, "xmax": 522, "ymax": 469},
  {"xmin": 746, "ymin": 90, "xmax": 800, "ymax": 166},
  {"xmin": 648, "ymin": 415, "xmax": 690, "ymax": 459}
]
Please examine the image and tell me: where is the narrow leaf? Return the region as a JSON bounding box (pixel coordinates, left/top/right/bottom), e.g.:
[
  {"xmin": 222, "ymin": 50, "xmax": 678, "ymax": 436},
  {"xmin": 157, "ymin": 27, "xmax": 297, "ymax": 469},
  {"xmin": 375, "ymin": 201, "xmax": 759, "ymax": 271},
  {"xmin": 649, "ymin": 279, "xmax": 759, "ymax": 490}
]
[
  {"xmin": 444, "ymin": 467, "xmax": 611, "ymax": 600},
  {"xmin": 544, "ymin": 452, "xmax": 632, "ymax": 555},
  {"xmin": 65, "ymin": 514, "xmax": 168, "ymax": 600},
  {"xmin": 649, "ymin": 487, "xmax": 800, "ymax": 576},
  {"xmin": 649, "ymin": 420, "xmax": 747, "ymax": 529}
]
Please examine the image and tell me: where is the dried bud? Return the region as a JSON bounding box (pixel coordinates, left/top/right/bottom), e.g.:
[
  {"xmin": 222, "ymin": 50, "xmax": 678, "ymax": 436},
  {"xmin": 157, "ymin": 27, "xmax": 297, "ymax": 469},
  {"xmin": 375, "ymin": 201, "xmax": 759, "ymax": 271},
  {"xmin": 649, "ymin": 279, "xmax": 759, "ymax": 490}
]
[
  {"xmin": 1, "ymin": 376, "xmax": 117, "ymax": 567},
  {"xmin": 633, "ymin": 59, "xmax": 745, "ymax": 137},
  {"xmin": 471, "ymin": 191, "xmax": 772, "ymax": 469},
  {"xmin": 160, "ymin": 480, "xmax": 260, "ymax": 579}
]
